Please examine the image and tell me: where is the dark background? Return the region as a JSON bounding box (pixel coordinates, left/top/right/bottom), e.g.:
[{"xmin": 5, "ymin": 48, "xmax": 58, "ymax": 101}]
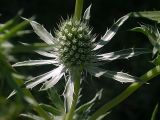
[{"xmin": 0, "ymin": 0, "xmax": 160, "ymax": 120}]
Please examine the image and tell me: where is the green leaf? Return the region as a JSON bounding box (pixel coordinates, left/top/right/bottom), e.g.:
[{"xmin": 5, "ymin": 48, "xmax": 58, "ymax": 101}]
[
  {"xmin": 1, "ymin": 42, "xmax": 56, "ymax": 54},
  {"xmin": 151, "ymin": 103, "xmax": 159, "ymax": 120},
  {"xmin": 8, "ymin": 43, "xmax": 55, "ymax": 53},
  {"xmin": 0, "ymin": 10, "xmax": 23, "ymax": 33},
  {"xmin": 132, "ymin": 25, "xmax": 160, "ymax": 55},
  {"xmin": 21, "ymin": 113, "xmax": 44, "ymax": 120},
  {"xmin": 0, "ymin": 52, "xmax": 23, "ymax": 96},
  {"xmin": 0, "ymin": 20, "xmax": 29, "ymax": 42},
  {"xmin": 131, "ymin": 11, "xmax": 160, "ymax": 23},
  {"xmin": 48, "ymin": 88, "xmax": 64, "ymax": 112},
  {"xmin": 95, "ymin": 112, "xmax": 110, "ymax": 120},
  {"xmin": 40, "ymin": 103, "xmax": 63, "ymax": 116},
  {"xmin": 152, "ymin": 55, "xmax": 160, "ymax": 65},
  {"xmin": 76, "ymin": 89, "xmax": 103, "ymax": 114}
]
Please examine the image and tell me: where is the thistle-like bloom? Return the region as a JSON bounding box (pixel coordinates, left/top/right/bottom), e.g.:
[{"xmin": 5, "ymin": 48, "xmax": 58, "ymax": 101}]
[{"xmin": 13, "ymin": 6, "xmax": 150, "ymax": 91}]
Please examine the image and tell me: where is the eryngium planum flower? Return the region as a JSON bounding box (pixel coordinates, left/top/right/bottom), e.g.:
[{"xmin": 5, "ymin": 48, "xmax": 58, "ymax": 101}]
[{"xmin": 13, "ymin": 6, "xmax": 150, "ymax": 93}]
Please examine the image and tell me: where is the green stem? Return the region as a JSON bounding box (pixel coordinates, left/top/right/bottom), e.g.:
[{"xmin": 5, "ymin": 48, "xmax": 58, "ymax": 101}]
[
  {"xmin": 74, "ymin": 0, "xmax": 84, "ymax": 21},
  {"xmin": 89, "ymin": 65, "xmax": 160, "ymax": 120},
  {"xmin": 65, "ymin": 68, "xmax": 81, "ymax": 120}
]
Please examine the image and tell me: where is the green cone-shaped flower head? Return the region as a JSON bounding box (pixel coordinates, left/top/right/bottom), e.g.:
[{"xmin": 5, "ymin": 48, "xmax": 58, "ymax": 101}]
[{"xmin": 55, "ymin": 18, "xmax": 93, "ymax": 67}]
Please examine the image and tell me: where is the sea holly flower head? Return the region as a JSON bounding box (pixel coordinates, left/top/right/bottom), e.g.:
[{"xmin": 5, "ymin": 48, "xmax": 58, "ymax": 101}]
[
  {"xmin": 55, "ymin": 18, "xmax": 93, "ymax": 68},
  {"xmin": 13, "ymin": 5, "xmax": 150, "ymax": 92}
]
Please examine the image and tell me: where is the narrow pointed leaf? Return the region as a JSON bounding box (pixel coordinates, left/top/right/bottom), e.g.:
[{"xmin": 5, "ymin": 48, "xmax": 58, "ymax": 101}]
[
  {"xmin": 96, "ymin": 112, "xmax": 110, "ymax": 120},
  {"xmin": 7, "ymin": 90, "xmax": 17, "ymax": 99},
  {"xmin": 151, "ymin": 103, "xmax": 159, "ymax": 120},
  {"xmin": 6, "ymin": 43, "xmax": 55, "ymax": 53},
  {"xmin": 131, "ymin": 11, "xmax": 160, "ymax": 23},
  {"xmin": 12, "ymin": 60, "xmax": 57, "ymax": 67},
  {"xmin": 83, "ymin": 4, "xmax": 92, "ymax": 22},
  {"xmin": 0, "ymin": 53, "xmax": 23, "ymax": 96},
  {"xmin": 40, "ymin": 103, "xmax": 63, "ymax": 116},
  {"xmin": 23, "ymin": 18, "xmax": 54, "ymax": 44},
  {"xmin": 21, "ymin": 113, "xmax": 44, "ymax": 120},
  {"xmin": 0, "ymin": 10, "xmax": 23, "ymax": 32},
  {"xmin": 76, "ymin": 90, "xmax": 103, "ymax": 114},
  {"xmin": 48, "ymin": 88, "xmax": 64, "ymax": 111},
  {"xmin": 132, "ymin": 25, "xmax": 160, "ymax": 55},
  {"xmin": 87, "ymin": 66, "xmax": 139, "ymax": 83},
  {"xmin": 0, "ymin": 20, "xmax": 29, "ymax": 42},
  {"xmin": 94, "ymin": 14, "xmax": 130, "ymax": 50},
  {"xmin": 131, "ymin": 25, "xmax": 157, "ymax": 45},
  {"xmin": 97, "ymin": 48, "xmax": 151, "ymax": 61},
  {"xmin": 152, "ymin": 55, "xmax": 160, "ymax": 65}
]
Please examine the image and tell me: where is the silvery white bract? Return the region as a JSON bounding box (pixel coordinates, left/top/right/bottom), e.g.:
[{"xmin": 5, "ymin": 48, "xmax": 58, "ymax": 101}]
[{"xmin": 13, "ymin": 5, "xmax": 150, "ymax": 107}]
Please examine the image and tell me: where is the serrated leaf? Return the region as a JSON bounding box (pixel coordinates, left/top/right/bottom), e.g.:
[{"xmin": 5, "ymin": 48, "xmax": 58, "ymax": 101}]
[
  {"xmin": 87, "ymin": 66, "xmax": 140, "ymax": 83},
  {"xmin": 132, "ymin": 25, "xmax": 160, "ymax": 56},
  {"xmin": 97, "ymin": 48, "xmax": 151, "ymax": 61},
  {"xmin": 131, "ymin": 11, "xmax": 160, "ymax": 23},
  {"xmin": 21, "ymin": 113, "xmax": 44, "ymax": 120},
  {"xmin": 76, "ymin": 89, "xmax": 103, "ymax": 114},
  {"xmin": 48, "ymin": 88, "xmax": 64, "ymax": 111},
  {"xmin": 40, "ymin": 103, "xmax": 63, "ymax": 116}
]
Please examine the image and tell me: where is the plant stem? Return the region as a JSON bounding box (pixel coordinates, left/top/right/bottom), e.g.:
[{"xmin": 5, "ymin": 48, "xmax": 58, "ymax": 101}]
[
  {"xmin": 89, "ymin": 65, "xmax": 160, "ymax": 120},
  {"xmin": 65, "ymin": 68, "xmax": 81, "ymax": 120},
  {"xmin": 74, "ymin": 0, "xmax": 84, "ymax": 21}
]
